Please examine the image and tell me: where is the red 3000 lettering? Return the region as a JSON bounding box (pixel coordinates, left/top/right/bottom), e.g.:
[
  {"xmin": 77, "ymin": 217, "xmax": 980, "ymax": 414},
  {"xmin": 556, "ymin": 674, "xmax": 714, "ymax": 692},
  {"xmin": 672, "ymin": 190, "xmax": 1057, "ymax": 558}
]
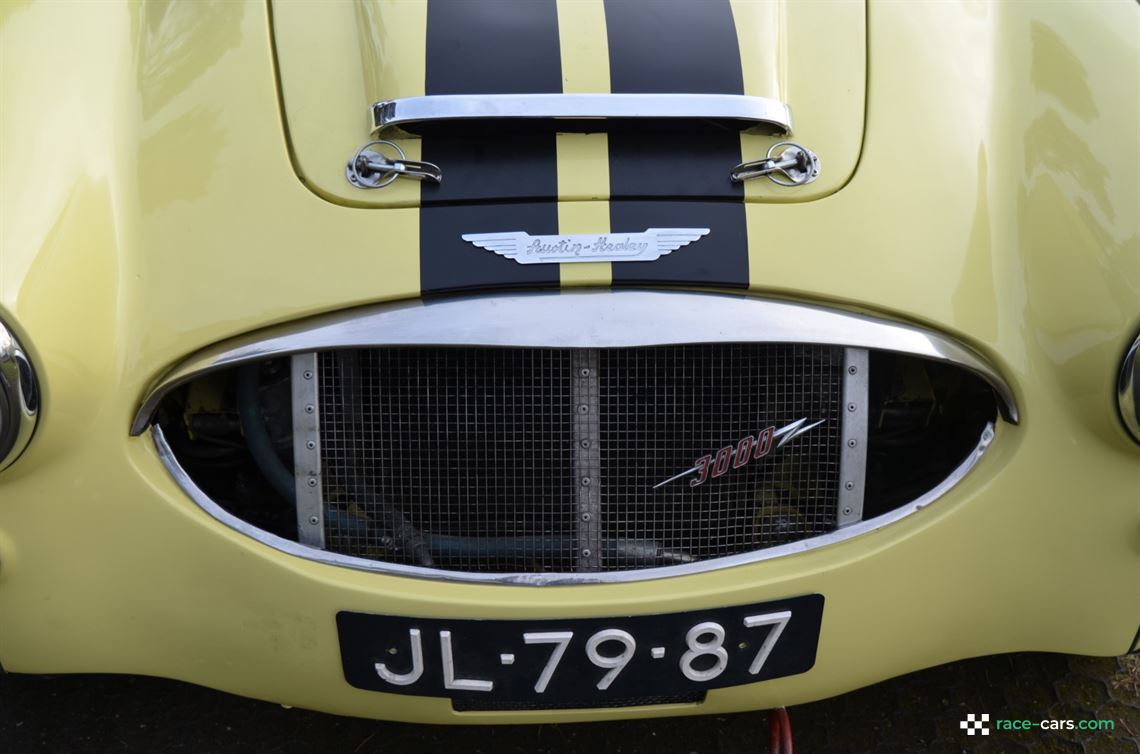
[{"xmin": 654, "ymin": 418, "xmax": 826, "ymax": 490}]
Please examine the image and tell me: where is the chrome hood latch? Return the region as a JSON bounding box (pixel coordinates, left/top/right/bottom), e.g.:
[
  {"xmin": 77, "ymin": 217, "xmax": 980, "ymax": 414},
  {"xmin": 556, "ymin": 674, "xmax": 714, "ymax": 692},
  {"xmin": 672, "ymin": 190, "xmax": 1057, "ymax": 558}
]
[
  {"xmin": 346, "ymin": 140, "xmax": 442, "ymax": 188},
  {"xmin": 731, "ymin": 142, "xmax": 820, "ymax": 186}
]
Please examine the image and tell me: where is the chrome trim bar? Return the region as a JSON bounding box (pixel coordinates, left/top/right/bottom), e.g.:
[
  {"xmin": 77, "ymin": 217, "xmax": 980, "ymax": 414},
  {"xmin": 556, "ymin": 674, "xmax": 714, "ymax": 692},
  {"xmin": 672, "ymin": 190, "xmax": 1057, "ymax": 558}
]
[
  {"xmin": 291, "ymin": 354, "xmax": 325, "ymax": 548},
  {"xmin": 152, "ymin": 422, "xmax": 997, "ymax": 586},
  {"xmin": 1118, "ymin": 332, "xmax": 1140, "ymax": 445},
  {"xmin": 837, "ymin": 348, "xmax": 869, "ymax": 528},
  {"xmin": 131, "ymin": 291, "xmax": 1018, "ymax": 435},
  {"xmin": 370, "ymin": 94, "xmax": 792, "ymax": 137},
  {"xmin": 0, "ymin": 321, "xmax": 39, "ymax": 472}
]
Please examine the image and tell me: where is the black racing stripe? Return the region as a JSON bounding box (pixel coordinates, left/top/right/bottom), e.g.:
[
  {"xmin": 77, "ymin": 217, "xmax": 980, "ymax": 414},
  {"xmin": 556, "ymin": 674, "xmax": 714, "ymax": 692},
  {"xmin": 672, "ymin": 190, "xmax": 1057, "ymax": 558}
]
[
  {"xmin": 609, "ymin": 201, "xmax": 748, "ymax": 287},
  {"xmin": 418, "ymin": 203, "xmax": 560, "ymax": 294},
  {"xmin": 605, "ymin": 0, "xmax": 744, "ymax": 95},
  {"xmin": 605, "ymin": 0, "xmax": 749, "ymax": 288},
  {"xmin": 420, "ymin": 0, "xmax": 561, "ymax": 294}
]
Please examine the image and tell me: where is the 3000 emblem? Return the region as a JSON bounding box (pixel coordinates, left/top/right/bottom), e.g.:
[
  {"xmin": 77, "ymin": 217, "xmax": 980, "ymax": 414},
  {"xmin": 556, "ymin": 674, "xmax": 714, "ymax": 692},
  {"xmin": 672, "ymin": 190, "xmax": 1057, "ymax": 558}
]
[{"xmin": 655, "ymin": 417, "xmax": 826, "ymax": 489}]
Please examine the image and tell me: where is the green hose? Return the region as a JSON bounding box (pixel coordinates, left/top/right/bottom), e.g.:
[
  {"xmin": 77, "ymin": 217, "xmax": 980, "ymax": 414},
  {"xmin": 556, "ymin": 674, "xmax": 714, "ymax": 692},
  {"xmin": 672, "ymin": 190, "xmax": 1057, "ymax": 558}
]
[{"xmin": 236, "ymin": 364, "xmax": 295, "ymax": 504}]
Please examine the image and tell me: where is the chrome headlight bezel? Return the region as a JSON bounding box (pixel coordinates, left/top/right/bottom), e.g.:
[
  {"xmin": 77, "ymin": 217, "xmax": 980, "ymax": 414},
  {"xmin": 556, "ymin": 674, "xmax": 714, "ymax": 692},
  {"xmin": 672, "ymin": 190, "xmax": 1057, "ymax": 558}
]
[
  {"xmin": 1120, "ymin": 333, "xmax": 1140, "ymax": 446},
  {"xmin": 0, "ymin": 321, "xmax": 39, "ymax": 471}
]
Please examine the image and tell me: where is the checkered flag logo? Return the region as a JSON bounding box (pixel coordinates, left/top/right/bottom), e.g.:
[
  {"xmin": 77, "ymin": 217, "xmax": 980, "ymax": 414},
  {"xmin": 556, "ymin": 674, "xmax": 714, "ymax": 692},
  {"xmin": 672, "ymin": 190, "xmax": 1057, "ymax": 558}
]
[{"xmin": 960, "ymin": 713, "xmax": 990, "ymax": 736}]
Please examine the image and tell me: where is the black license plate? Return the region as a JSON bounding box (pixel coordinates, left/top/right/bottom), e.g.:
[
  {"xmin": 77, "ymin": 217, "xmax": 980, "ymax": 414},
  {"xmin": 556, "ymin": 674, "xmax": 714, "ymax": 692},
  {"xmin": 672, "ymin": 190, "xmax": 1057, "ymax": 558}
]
[{"xmin": 337, "ymin": 594, "xmax": 823, "ymax": 709}]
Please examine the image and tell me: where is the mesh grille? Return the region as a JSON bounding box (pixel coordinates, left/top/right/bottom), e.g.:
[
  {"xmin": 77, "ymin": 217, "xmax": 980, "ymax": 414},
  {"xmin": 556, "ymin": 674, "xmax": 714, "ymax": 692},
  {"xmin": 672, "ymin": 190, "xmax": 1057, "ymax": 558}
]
[
  {"xmin": 319, "ymin": 349, "xmax": 577, "ymax": 572},
  {"xmin": 599, "ymin": 345, "xmax": 842, "ymax": 567},
  {"xmin": 317, "ymin": 345, "xmax": 842, "ymax": 574}
]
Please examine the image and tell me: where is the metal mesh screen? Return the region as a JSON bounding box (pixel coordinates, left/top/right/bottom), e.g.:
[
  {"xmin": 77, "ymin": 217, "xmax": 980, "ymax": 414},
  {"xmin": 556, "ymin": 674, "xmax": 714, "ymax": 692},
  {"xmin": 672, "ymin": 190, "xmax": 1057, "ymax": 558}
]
[
  {"xmin": 598, "ymin": 344, "xmax": 842, "ymax": 569},
  {"xmin": 316, "ymin": 344, "xmax": 843, "ymax": 574},
  {"xmin": 319, "ymin": 349, "xmax": 577, "ymax": 572}
]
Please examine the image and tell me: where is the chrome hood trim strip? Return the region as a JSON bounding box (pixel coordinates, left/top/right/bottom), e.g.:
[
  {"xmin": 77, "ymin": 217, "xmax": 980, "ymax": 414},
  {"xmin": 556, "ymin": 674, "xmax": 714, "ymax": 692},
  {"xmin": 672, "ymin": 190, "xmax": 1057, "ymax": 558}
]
[
  {"xmin": 132, "ymin": 291, "xmax": 1018, "ymax": 435},
  {"xmin": 153, "ymin": 423, "xmax": 996, "ymax": 585},
  {"xmin": 370, "ymin": 93, "xmax": 793, "ymax": 137}
]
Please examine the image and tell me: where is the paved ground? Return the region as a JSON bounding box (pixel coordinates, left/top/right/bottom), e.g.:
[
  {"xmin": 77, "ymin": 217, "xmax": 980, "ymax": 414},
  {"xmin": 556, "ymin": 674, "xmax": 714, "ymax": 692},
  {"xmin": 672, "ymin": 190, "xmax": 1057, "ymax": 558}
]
[{"xmin": 0, "ymin": 653, "xmax": 1136, "ymax": 753}]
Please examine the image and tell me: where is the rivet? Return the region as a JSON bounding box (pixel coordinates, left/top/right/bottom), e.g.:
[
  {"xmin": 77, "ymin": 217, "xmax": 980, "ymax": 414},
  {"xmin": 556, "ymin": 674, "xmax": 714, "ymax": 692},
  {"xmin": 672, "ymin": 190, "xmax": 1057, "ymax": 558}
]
[
  {"xmin": 847, "ymin": 439, "xmax": 857, "ymax": 448},
  {"xmin": 844, "ymin": 481, "xmax": 854, "ymax": 490},
  {"xmin": 580, "ymin": 439, "xmax": 590, "ymax": 449},
  {"xmin": 308, "ymin": 515, "xmax": 319, "ymax": 525},
  {"xmin": 843, "ymin": 506, "xmax": 853, "ymax": 516},
  {"xmin": 578, "ymin": 404, "xmax": 589, "ymax": 414},
  {"xmin": 738, "ymin": 642, "xmax": 748, "ymax": 650},
  {"xmin": 305, "ymin": 404, "xmax": 315, "ymax": 414},
  {"xmin": 387, "ymin": 647, "xmax": 398, "ymax": 655},
  {"xmin": 581, "ymin": 512, "xmax": 592, "ymax": 522},
  {"xmin": 579, "ymin": 368, "xmax": 591, "ymax": 378},
  {"xmin": 306, "ymin": 440, "xmax": 316, "ymax": 450},
  {"xmin": 303, "ymin": 370, "xmax": 314, "ymax": 380},
  {"xmin": 847, "ymin": 403, "xmax": 856, "ymax": 412},
  {"xmin": 306, "ymin": 477, "xmax": 318, "ymax": 487},
  {"xmin": 848, "ymin": 365, "xmax": 857, "ymax": 375},
  {"xmin": 581, "ymin": 477, "xmax": 591, "ymax": 486},
  {"xmin": 581, "ymin": 549, "xmax": 592, "ymax": 558}
]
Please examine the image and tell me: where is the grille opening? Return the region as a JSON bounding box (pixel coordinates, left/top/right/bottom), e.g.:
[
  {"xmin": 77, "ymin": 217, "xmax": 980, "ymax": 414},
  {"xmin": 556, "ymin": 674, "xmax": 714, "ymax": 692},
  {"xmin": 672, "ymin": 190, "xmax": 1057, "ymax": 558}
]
[
  {"xmin": 863, "ymin": 352, "xmax": 997, "ymax": 519},
  {"xmin": 155, "ymin": 345, "xmax": 998, "ymax": 576},
  {"xmin": 155, "ymin": 359, "xmax": 298, "ymax": 542}
]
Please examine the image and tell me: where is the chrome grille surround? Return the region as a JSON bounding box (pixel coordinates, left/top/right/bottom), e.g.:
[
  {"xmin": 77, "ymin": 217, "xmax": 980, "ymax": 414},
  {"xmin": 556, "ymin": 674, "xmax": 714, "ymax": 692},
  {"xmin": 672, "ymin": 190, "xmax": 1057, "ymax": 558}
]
[
  {"xmin": 152, "ymin": 422, "xmax": 995, "ymax": 585},
  {"xmin": 140, "ymin": 291, "xmax": 1014, "ymax": 585}
]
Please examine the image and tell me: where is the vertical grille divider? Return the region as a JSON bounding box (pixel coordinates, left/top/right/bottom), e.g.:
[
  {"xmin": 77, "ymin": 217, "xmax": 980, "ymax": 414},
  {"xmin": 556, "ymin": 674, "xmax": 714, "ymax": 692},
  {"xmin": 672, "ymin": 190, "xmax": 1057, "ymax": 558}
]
[
  {"xmin": 572, "ymin": 348, "xmax": 602, "ymax": 571},
  {"xmin": 837, "ymin": 348, "xmax": 869, "ymax": 527},
  {"xmin": 291, "ymin": 352, "xmax": 324, "ymax": 547}
]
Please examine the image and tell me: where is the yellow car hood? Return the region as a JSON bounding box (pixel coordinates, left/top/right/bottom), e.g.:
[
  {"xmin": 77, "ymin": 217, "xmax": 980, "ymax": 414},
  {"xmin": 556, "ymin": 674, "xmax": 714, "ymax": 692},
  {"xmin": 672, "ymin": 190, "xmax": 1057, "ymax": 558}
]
[{"xmin": 271, "ymin": 0, "xmax": 866, "ymax": 208}]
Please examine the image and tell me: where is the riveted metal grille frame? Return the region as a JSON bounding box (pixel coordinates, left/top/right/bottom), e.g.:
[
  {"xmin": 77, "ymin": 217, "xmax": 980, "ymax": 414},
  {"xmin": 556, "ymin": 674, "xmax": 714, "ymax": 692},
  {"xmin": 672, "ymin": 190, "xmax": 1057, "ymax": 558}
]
[
  {"xmin": 291, "ymin": 353, "xmax": 324, "ymax": 547},
  {"xmin": 572, "ymin": 349, "xmax": 602, "ymax": 571},
  {"xmin": 837, "ymin": 348, "xmax": 869, "ymax": 527},
  {"xmin": 305, "ymin": 343, "xmax": 847, "ymax": 575}
]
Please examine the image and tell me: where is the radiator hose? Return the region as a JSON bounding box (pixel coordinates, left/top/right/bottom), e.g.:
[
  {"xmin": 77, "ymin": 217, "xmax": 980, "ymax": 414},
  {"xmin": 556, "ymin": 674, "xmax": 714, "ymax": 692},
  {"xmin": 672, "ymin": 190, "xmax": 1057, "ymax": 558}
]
[
  {"xmin": 325, "ymin": 508, "xmax": 690, "ymax": 566},
  {"xmin": 236, "ymin": 364, "xmax": 435, "ymax": 566},
  {"xmin": 236, "ymin": 364, "xmax": 295, "ymax": 503}
]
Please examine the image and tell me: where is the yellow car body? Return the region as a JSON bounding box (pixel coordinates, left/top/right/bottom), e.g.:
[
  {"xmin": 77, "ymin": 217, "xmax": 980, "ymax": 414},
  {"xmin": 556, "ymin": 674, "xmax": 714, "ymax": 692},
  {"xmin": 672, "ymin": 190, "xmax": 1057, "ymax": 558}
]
[{"xmin": 0, "ymin": 0, "xmax": 1137, "ymax": 724}]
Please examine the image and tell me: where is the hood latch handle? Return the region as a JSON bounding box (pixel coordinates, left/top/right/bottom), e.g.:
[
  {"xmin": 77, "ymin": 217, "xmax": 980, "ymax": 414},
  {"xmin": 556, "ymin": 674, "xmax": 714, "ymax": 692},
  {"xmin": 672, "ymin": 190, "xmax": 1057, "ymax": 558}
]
[
  {"xmin": 346, "ymin": 140, "xmax": 442, "ymax": 189},
  {"xmin": 731, "ymin": 142, "xmax": 820, "ymax": 186}
]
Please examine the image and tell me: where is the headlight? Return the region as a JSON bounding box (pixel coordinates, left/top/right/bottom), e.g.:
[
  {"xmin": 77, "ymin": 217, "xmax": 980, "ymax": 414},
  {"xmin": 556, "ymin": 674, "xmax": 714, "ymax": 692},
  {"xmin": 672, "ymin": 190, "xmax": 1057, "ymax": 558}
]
[
  {"xmin": 1119, "ymin": 332, "xmax": 1140, "ymax": 445},
  {"xmin": 0, "ymin": 321, "xmax": 39, "ymax": 471}
]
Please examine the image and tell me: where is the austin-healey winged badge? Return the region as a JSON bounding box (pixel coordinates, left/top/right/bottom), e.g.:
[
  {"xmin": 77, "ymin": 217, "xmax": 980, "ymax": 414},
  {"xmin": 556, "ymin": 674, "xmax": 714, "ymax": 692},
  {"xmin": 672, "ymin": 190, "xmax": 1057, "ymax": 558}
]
[{"xmin": 461, "ymin": 228, "xmax": 711, "ymax": 264}]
